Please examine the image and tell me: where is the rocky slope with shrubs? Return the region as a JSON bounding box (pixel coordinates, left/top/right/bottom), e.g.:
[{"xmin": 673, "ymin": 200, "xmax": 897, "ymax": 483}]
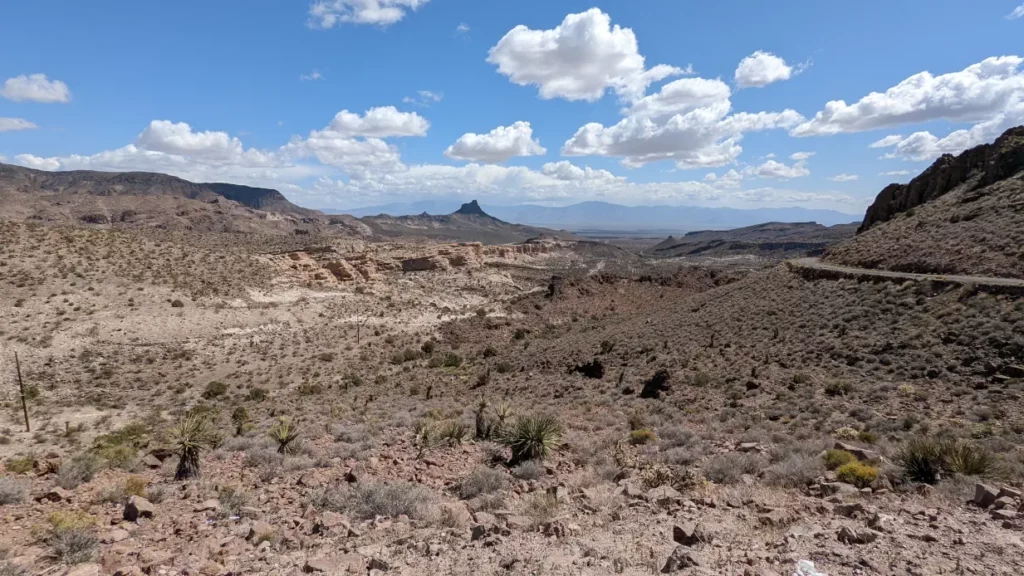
[{"xmin": 827, "ymin": 126, "xmax": 1024, "ymax": 278}]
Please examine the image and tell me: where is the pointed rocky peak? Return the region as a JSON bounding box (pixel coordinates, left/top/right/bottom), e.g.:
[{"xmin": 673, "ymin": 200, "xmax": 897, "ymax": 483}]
[{"xmin": 453, "ymin": 200, "xmax": 491, "ymax": 217}]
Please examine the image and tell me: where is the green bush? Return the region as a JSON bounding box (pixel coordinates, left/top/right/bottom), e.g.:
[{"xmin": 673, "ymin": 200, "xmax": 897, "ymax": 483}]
[
  {"xmin": 57, "ymin": 453, "xmax": 103, "ymax": 489},
  {"xmin": 629, "ymin": 429, "xmax": 657, "ymax": 445},
  {"xmin": 499, "ymin": 415, "xmax": 563, "ymax": 464},
  {"xmin": 202, "ymin": 381, "xmax": 228, "ymax": 399},
  {"xmin": 835, "ymin": 461, "xmax": 878, "ymax": 488},
  {"xmin": 824, "ymin": 380, "xmax": 854, "ymax": 397},
  {"xmin": 442, "ymin": 353, "xmax": 463, "ymax": 368},
  {"xmin": 298, "ymin": 382, "xmax": 323, "ymax": 396},
  {"xmin": 169, "ymin": 414, "xmax": 216, "ymax": 480},
  {"xmin": 822, "ymin": 449, "xmax": 857, "ymax": 470},
  {"xmin": 458, "ymin": 466, "xmax": 507, "ymax": 499}
]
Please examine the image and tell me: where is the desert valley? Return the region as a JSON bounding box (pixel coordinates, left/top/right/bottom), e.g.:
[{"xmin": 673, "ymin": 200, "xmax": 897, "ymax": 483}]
[{"xmin": 0, "ymin": 127, "xmax": 1022, "ymax": 576}]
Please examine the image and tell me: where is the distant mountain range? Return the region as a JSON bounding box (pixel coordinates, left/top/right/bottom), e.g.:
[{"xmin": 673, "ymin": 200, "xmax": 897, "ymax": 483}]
[{"xmin": 328, "ymin": 200, "xmax": 859, "ymax": 232}]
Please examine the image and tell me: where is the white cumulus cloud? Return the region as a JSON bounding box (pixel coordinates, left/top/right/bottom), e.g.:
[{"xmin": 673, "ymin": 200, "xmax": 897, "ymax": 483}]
[
  {"xmin": 734, "ymin": 51, "xmax": 794, "ymax": 88},
  {"xmin": 1007, "ymin": 4, "xmax": 1024, "ymax": 19},
  {"xmin": 321, "ymin": 106, "xmax": 429, "ymax": 138},
  {"xmin": 308, "ymin": 0, "xmax": 428, "ymax": 27},
  {"xmin": 487, "ymin": 8, "xmax": 684, "ymax": 102},
  {"xmin": 747, "ymin": 158, "xmax": 810, "ymax": 180},
  {"xmin": 0, "ymin": 117, "xmax": 38, "ymax": 132},
  {"xmin": 792, "ymin": 56, "xmax": 1024, "ymax": 137},
  {"xmin": 541, "ymin": 161, "xmax": 623, "ymax": 182},
  {"xmin": 445, "ymin": 121, "xmax": 547, "ymax": 163},
  {"xmin": 1, "ymin": 74, "xmax": 72, "ymax": 103}
]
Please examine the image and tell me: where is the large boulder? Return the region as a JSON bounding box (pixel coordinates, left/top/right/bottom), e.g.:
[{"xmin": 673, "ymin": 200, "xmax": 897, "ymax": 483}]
[
  {"xmin": 401, "ymin": 256, "xmax": 450, "ymax": 272},
  {"xmin": 123, "ymin": 496, "xmax": 154, "ymax": 521}
]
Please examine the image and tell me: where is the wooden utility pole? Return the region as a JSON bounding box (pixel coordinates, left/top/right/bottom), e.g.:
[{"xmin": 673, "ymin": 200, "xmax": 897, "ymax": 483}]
[{"xmin": 14, "ymin": 352, "xmax": 30, "ymax": 432}]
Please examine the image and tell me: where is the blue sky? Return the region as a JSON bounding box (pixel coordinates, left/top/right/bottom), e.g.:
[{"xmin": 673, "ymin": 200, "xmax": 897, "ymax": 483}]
[{"xmin": 2, "ymin": 1, "xmax": 1023, "ymax": 213}]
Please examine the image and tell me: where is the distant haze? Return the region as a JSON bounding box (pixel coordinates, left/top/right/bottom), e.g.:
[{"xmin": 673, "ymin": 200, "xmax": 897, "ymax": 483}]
[{"xmin": 328, "ymin": 200, "xmax": 861, "ymax": 233}]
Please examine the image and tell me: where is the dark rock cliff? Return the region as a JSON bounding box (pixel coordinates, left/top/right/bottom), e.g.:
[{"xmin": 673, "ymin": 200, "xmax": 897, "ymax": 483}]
[{"xmin": 859, "ymin": 126, "xmax": 1024, "ymax": 233}]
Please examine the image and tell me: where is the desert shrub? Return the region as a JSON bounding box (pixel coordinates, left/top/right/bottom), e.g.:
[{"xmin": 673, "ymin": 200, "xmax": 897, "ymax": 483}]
[
  {"xmin": 897, "ymin": 437, "xmax": 995, "ymax": 484},
  {"xmin": 297, "ymin": 382, "xmax": 323, "ymax": 396},
  {"xmin": 421, "ymin": 340, "xmax": 435, "ymax": 355},
  {"xmin": 500, "ymin": 415, "xmax": 563, "ymax": 464},
  {"xmin": 824, "ymin": 380, "xmax": 854, "ymax": 397},
  {"xmin": 91, "ymin": 422, "xmax": 151, "ymax": 467},
  {"xmin": 316, "ymin": 352, "xmax": 335, "ymax": 362},
  {"xmin": 495, "ymin": 361, "xmax": 513, "ymax": 374},
  {"xmin": 47, "ymin": 511, "xmax": 98, "ymax": 565},
  {"xmin": 350, "ymin": 482, "xmax": 436, "ymax": 520},
  {"xmin": 5, "ymin": 456, "xmax": 34, "ymax": 474},
  {"xmin": 763, "ymin": 454, "xmax": 823, "ymax": 488},
  {"xmin": 898, "ymin": 438, "xmax": 943, "ymax": 484},
  {"xmin": 857, "ymin": 430, "xmax": 879, "ymax": 444},
  {"xmin": 792, "ymin": 372, "xmax": 811, "ymax": 385},
  {"xmin": 513, "ymin": 328, "xmax": 528, "ymax": 340},
  {"xmin": 482, "ymin": 345, "xmax": 498, "ymax": 358},
  {"xmin": 704, "ymin": 453, "xmax": 767, "ymax": 484},
  {"xmin": 245, "ymin": 388, "xmax": 268, "ymax": 402},
  {"xmin": 0, "ymin": 478, "xmax": 26, "ymax": 505},
  {"xmin": 436, "ymin": 420, "xmax": 469, "ymax": 445},
  {"xmin": 57, "ymin": 453, "xmax": 103, "ymax": 489},
  {"xmin": 170, "ymin": 299, "xmax": 185, "ymax": 308},
  {"xmin": 216, "ymin": 486, "xmax": 249, "ymax": 518},
  {"xmin": 690, "ymin": 372, "xmax": 712, "ymax": 387},
  {"xmin": 392, "ymin": 348, "xmax": 421, "ymax": 365},
  {"xmin": 822, "ymin": 449, "xmax": 857, "ymax": 470},
  {"xmin": 523, "ymin": 492, "xmax": 560, "ymax": 525},
  {"xmin": 458, "ymin": 467, "xmax": 507, "ymax": 499},
  {"xmin": 629, "ymin": 429, "xmax": 657, "ymax": 445},
  {"xmin": 201, "ymin": 381, "xmax": 228, "ymax": 399},
  {"xmin": 243, "ymin": 446, "xmax": 284, "ymax": 470},
  {"xmin": 169, "ymin": 414, "xmax": 215, "ymax": 480},
  {"xmin": 442, "ymin": 353, "xmax": 463, "ymax": 368},
  {"xmin": 512, "ymin": 460, "xmax": 546, "ymax": 481},
  {"xmin": 268, "ymin": 417, "xmax": 301, "ymax": 454},
  {"xmin": 835, "ymin": 461, "xmax": 879, "ymax": 488},
  {"xmin": 231, "ymin": 406, "xmax": 250, "ymax": 436}
]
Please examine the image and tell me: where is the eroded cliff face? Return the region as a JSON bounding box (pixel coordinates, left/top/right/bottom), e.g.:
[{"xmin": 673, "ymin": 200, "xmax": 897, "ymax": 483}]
[{"xmin": 859, "ymin": 126, "xmax": 1024, "ymax": 233}]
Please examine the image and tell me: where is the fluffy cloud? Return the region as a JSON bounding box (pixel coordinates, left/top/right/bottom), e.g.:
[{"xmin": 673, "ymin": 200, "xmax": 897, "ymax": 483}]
[
  {"xmin": 0, "ymin": 117, "xmax": 37, "ymax": 132},
  {"xmin": 748, "ymin": 158, "xmax": 809, "ymax": 179},
  {"xmin": 444, "ymin": 121, "xmax": 546, "ymax": 163},
  {"xmin": 308, "ymin": 0, "xmax": 428, "ymax": 27},
  {"xmin": 789, "ymin": 151, "xmax": 815, "ymax": 161},
  {"xmin": 321, "ymin": 107, "xmax": 429, "ymax": 138},
  {"xmin": 1, "ymin": 74, "xmax": 71, "ymax": 103},
  {"xmin": 830, "ymin": 174, "xmax": 859, "ymax": 182},
  {"xmin": 734, "ymin": 51, "xmax": 794, "ymax": 88},
  {"xmin": 562, "ymin": 80, "xmax": 804, "ymax": 169},
  {"xmin": 487, "ymin": 8, "xmax": 683, "ymax": 102},
  {"xmin": 1007, "ymin": 4, "xmax": 1024, "ymax": 19},
  {"xmin": 300, "ymin": 71, "xmax": 324, "ymax": 81},
  {"xmin": 792, "ymin": 56, "xmax": 1024, "ymax": 136},
  {"xmin": 541, "ymin": 161, "xmax": 623, "ymax": 182}
]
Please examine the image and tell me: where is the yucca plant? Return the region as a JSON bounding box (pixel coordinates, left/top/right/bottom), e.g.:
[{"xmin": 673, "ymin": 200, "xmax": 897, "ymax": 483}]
[
  {"xmin": 268, "ymin": 417, "xmax": 301, "ymax": 454},
  {"xmin": 493, "ymin": 401, "xmax": 515, "ymax": 437},
  {"xmin": 168, "ymin": 414, "xmax": 214, "ymax": 480},
  {"xmin": 231, "ymin": 406, "xmax": 250, "ymax": 436},
  {"xmin": 939, "ymin": 437, "xmax": 996, "ymax": 477},
  {"xmin": 499, "ymin": 414, "xmax": 563, "ymax": 464}
]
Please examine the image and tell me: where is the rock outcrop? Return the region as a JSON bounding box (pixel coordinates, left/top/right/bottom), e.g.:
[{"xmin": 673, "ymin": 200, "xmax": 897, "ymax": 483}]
[{"xmin": 859, "ymin": 126, "xmax": 1024, "ymax": 232}]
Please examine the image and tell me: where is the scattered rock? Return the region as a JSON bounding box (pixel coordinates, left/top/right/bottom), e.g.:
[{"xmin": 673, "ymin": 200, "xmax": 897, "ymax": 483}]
[
  {"xmin": 661, "ymin": 546, "xmax": 700, "ymax": 572},
  {"xmin": 997, "ymin": 487, "xmax": 1022, "ymax": 500},
  {"xmin": 834, "ymin": 442, "xmax": 881, "ymax": 462},
  {"xmin": 974, "ymin": 483, "xmax": 999, "ymax": 508},
  {"xmin": 991, "ymin": 509, "xmax": 1017, "ymax": 521},
  {"xmin": 100, "ymin": 529, "xmax": 130, "ymax": 544},
  {"xmin": 123, "ymin": 496, "xmax": 154, "ymax": 522},
  {"xmin": 867, "ymin": 512, "xmax": 894, "ymax": 533},
  {"xmin": 303, "ymin": 559, "xmax": 335, "ymax": 573},
  {"xmin": 647, "ymin": 485, "xmax": 683, "ymax": 506},
  {"xmin": 673, "ymin": 522, "xmax": 712, "ymax": 546},
  {"xmin": 194, "ymin": 499, "xmax": 220, "ymax": 513},
  {"xmin": 758, "ymin": 508, "xmax": 792, "ymax": 527},
  {"xmin": 247, "ymin": 521, "xmax": 276, "ymax": 541},
  {"xmin": 39, "ymin": 486, "xmax": 72, "ymax": 503},
  {"xmin": 838, "ymin": 526, "xmax": 881, "ymax": 545},
  {"xmin": 820, "ymin": 482, "xmax": 859, "ymax": 496},
  {"xmin": 141, "ymin": 454, "xmax": 162, "ymax": 469}
]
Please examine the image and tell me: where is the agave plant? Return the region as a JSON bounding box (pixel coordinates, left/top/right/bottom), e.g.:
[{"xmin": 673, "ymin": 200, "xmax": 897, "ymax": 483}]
[
  {"xmin": 268, "ymin": 417, "xmax": 300, "ymax": 454},
  {"xmin": 169, "ymin": 414, "xmax": 214, "ymax": 480},
  {"xmin": 500, "ymin": 414, "xmax": 563, "ymax": 464}
]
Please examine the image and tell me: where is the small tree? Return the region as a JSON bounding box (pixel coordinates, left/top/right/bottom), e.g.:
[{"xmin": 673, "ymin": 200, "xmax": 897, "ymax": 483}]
[
  {"xmin": 268, "ymin": 417, "xmax": 300, "ymax": 454},
  {"xmin": 169, "ymin": 414, "xmax": 214, "ymax": 480}
]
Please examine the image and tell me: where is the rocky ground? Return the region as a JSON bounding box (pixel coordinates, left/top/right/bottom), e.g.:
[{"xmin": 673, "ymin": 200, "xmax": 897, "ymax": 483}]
[{"xmin": 1, "ymin": 219, "xmax": 1023, "ymax": 576}]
